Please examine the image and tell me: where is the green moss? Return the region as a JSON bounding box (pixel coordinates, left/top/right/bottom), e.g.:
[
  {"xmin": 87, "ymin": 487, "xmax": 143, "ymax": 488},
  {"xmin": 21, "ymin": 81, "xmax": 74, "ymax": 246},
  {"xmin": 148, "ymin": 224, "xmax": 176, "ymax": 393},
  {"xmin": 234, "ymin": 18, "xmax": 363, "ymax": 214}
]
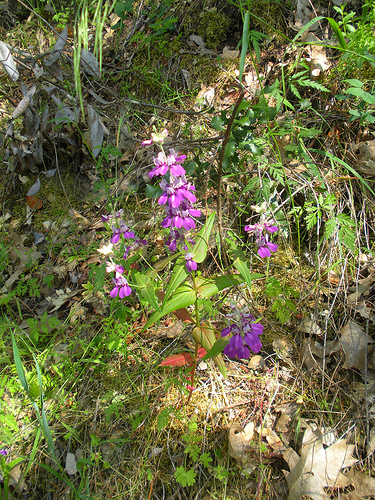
[{"xmin": 197, "ymin": 10, "xmax": 230, "ymax": 50}]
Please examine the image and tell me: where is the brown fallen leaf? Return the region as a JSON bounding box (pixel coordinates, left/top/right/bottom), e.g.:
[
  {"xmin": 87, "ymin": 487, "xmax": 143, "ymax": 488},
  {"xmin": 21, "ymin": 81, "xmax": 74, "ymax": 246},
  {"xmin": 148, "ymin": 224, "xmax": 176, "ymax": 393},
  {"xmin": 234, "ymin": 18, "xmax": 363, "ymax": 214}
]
[
  {"xmin": 283, "ymin": 425, "xmax": 357, "ymax": 500},
  {"xmin": 26, "ymin": 194, "xmax": 42, "ymax": 210},
  {"xmin": 259, "ymin": 427, "xmax": 285, "ymax": 452},
  {"xmin": 339, "ymin": 469, "xmax": 375, "ymax": 500},
  {"xmin": 339, "ymin": 320, "xmax": 373, "ymax": 370},
  {"xmin": 228, "ymin": 421, "xmax": 254, "ymax": 460}
]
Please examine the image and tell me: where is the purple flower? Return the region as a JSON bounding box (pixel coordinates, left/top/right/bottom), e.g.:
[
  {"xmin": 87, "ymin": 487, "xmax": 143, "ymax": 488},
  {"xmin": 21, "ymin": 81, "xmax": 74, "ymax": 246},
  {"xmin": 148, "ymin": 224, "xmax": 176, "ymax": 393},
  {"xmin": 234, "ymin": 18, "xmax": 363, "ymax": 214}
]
[
  {"xmin": 185, "ymin": 253, "xmax": 197, "ymax": 272},
  {"xmin": 123, "ymin": 236, "xmax": 147, "ymax": 259},
  {"xmin": 146, "ymin": 135, "xmax": 202, "ymax": 272},
  {"xmin": 111, "ymin": 221, "xmax": 135, "ymax": 245},
  {"xmin": 0, "ymin": 449, "xmax": 7, "ymax": 456},
  {"xmin": 245, "ymin": 217, "xmax": 278, "ymax": 258},
  {"xmin": 102, "ymin": 209, "xmax": 124, "ymax": 222},
  {"xmin": 110, "ymin": 275, "xmax": 132, "ymax": 298},
  {"xmin": 221, "ymin": 305, "xmax": 263, "ymax": 359},
  {"xmin": 105, "ymin": 260, "xmax": 132, "ymax": 298}
]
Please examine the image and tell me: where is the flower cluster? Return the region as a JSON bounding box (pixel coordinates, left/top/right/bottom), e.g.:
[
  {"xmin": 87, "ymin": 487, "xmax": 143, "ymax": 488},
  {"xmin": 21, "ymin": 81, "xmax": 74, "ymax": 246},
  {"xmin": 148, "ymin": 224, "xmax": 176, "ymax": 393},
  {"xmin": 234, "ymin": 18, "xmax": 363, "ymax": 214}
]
[
  {"xmin": 100, "ymin": 210, "xmax": 146, "ymax": 299},
  {"xmin": 143, "ymin": 132, "xmax": 201, "ymax": 272},
  {"xmin": 105, "ymin": 260, "xmax": 132, "ymax": 298},
  {"xmin": 102, "ymin": 210, "xmax": 135, "ymax": 244},
  {"xmin": 221, "ymin": 304, "xmax": 263, "ymax": 359},
  {"xmin": 244, "ymin": 217, "xmax": 278, "ymax": 258}
]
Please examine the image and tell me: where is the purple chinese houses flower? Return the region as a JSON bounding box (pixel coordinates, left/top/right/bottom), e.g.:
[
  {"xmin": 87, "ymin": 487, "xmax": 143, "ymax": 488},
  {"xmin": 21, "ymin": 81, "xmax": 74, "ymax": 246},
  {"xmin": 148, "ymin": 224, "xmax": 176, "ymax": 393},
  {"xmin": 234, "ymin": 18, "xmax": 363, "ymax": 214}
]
[
  {"xmin": 244, "ymin": 217, "xmax": 278, "ymax": 258},
  {"xmin": 221, "ymin": 304, "xmax": 263, "ymax": 359},
  {"xmin": 145, "ymin": 130, "xmax": 201, "ymax": 272}
]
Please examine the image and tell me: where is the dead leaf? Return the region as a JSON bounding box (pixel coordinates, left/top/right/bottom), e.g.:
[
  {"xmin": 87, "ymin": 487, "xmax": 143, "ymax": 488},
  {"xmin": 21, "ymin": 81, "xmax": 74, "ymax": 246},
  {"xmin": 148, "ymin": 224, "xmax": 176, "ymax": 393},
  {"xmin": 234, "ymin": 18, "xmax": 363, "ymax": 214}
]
[
  {"xmin": 283, "ymin": 426, "xmax": 357, "ymax": 500},
  {"xmin": 273, "ymin": 338, "xmax": 294, "ymax": 360},
  {"xmin": 45, "ymin": 26, "xmax": 68, "ymax": 66},
  {"xmin": 26, "ymin": 195, "xmax": 43, "ymax": 210},
  {"xmin": 7, "ymin": 462, "xmax": 27, "ymax": 493},
  {"xmin": 354, "ymin": 140, "xmax": 375, "ymax": 177},
  {"xmin": 149, "ymin": 447, "xmax": 163, "ymax": 458},
  {"xmin": 339, "ymin": 320, "xmax": 373, "ymax": 370},
  {"xmin": 302, "ymin": 339, "xmax": 340, "ymax": 371},
  {"xmin": 12, "ymin": 85, "xmax": 36, "ymax": 119},
  {"xmin": 222, "ymin": 46, "xmax": 239, "ymax": 59},
  {"xmin": 81, "ymin": 49, "xmax": 100, "ymax": 77},
  {"xmin": 259, "ymin": 427, "xmax": 285, "ymax": 452},
  {"xmin": 301, "ymin": 316, "xmax": 322, "ymax": 336},
  {"xmin": 65, "ymin": 452, "xmax": 77, "ymax": 475},
  {"xmin": 305, "ymin": 33, "xmax": 330, "ymax": 79},
  {"xmin": 228, "ymin": 421, "xmax": 254, "ymax": 460},
  {"xmin": 339, "ymin": 469, "xmax": 375, "ymax": 500},
  {"xmin": 0, "ymin": 40, "xmax": 19, "ymax": 81},
  {"xmin": 87, "ymin": 104, "xmax": 104, "ymax": 158},
  {"xmin": 248, "ymin": 355, "xmax": 265, "ymax": 369}
]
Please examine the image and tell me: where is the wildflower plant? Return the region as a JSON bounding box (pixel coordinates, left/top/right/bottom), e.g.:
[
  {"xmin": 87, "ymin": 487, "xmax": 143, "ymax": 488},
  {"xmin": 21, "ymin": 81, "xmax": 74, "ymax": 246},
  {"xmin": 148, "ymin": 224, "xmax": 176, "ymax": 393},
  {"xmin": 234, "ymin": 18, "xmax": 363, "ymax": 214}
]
[{"xmin": 98, "ymin": 129, "xmax": 279, "ymax": 390}]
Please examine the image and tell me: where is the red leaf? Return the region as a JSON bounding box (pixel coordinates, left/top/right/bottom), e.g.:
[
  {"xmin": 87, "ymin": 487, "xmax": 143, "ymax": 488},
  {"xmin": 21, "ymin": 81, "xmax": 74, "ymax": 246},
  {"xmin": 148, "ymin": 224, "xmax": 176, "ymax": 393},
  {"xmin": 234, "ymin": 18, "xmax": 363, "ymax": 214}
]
[
  {"xmin": 159, "ymin": 347, "xmax": 207, "ymax": 367},
  {"xmin": 26, "ymin": 195, "xmax": 42, "ymax": 210}
]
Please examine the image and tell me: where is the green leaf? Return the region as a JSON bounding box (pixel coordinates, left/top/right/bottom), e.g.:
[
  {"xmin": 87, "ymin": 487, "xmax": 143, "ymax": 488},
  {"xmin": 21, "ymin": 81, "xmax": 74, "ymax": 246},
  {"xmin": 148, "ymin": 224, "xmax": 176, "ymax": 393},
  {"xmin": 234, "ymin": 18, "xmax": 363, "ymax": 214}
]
[
  {"xmin": 192, "ymin": 212, "xmax": 215, "ymax": 263},
  {"xmin": 200, "ymin": 452, "xmax": 213, "ymax": 467},
  {"xmin": 143, "ymin": 284, "xmax": 196, "ymax": 331},
  {"xmin": 135, "ymin": 274, "xmax": 160, "ymax": 311},
  {"xmin": 175, "ymin": 466, "xmax": 196, "ymax": 487},
  {"xmin": 222, "ymin": 140, "xmax": 236, "ymax": 169},
  {"xmin": 0, "ymin": 413, "xmax": 18, "ymax": 431},
  {"xmin": 326, "ymin": 17, "xmax": 347, "ymax": 49},
  {"xmin": 344, "ymin": 87, "xmax": 375, "ymax": 104},
  {"xmin": 194, "ymin": 275, "xmax": 244, "ymax": 298},
  {"xmin": 293, "ymin": 16, "xmax": 325, "ymax": 42},
  {"xmin": 226, "ymin": 237, "xmax": 264, "ymax": 287},
  {"xmin": 11, "ymin": 331, "xmax": 29, "ymax": 394},
  {"xmin": 157, "ymin": 407, "xmax": 171, "ymax": 431},
  {"xmin": 344, "ymin": 78, "xmax": 363, "ymax": 88},
  {"xmin": 234, "ymin": 258, "xmax": 263, "ymax": 289},
  {"xmin": 211, "ymin": 115, "xmax": 226, "ymax": 131},
  {"xmin": 163, "ymin": 258, "xmax": 188, "ymax": 304},
  {"xmin": 203, "ymin": 337, "xmax": 229, "ymax": 361},
  {"xmin": 145, "ymin": 183, "xmax": 163, "ymax": 198},
  {"xmin": 239, "ymin": 11, "xmax": 250, "ymax": 82},
  {"xmin": 192, "ymin": 322, "xmax": 226, "ymax": 376}
]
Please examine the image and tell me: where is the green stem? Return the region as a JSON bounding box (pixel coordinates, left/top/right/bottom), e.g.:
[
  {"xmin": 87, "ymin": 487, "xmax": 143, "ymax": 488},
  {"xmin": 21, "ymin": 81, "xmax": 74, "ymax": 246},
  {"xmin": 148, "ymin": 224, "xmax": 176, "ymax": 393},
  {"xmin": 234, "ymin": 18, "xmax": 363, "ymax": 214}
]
[{"xmin": 186, "ymin": 273, "xmax": 200, "ymax": 405}]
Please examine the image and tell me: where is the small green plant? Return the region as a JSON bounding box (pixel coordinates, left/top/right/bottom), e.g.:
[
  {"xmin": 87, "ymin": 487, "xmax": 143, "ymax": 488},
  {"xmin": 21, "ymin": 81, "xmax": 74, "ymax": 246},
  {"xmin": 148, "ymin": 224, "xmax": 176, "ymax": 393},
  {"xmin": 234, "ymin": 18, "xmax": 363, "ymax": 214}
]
[
  {"xmin": 265, "ymin": 277, "xmax": 299, "ymax": 325},
  {"xmin": 175, "ymin": 420, "xmax": 213, "ymax": 487},
  {"xmin": 25, "ymin": 312, "xmax": 61, "ymax": 344},
  {"xmin": 341, "ymin": 78, "xmax": 375, "ymax": 124},
  {"xmin": 264, "ymin": 63, "xmax": 330, "ymax": 112},
  {"xmin": 304, "ymin": 193, "xmax": 356, "ymax": 252},
  {"xmin": 14, "ymin": 274, "xmax": 41, "ymax": 298}
]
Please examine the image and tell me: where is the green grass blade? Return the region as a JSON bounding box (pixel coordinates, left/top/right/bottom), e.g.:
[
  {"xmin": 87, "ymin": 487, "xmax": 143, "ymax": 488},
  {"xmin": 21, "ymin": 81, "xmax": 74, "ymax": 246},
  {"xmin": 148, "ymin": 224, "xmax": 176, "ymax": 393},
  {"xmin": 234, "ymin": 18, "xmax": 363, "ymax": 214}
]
[
  {"xmin": 33, "ymin": 354, "xmax": 55, "ymax": 456},
  {"xmin": 239, "ymin": 11, "xmax": 250, "ymax": 83},
  {"xmin": 11, "ymin": 331, "xmax": 29, "ymax": 394},
  {"xmin": 327, "ymin": 17, "xmax": 347, "ymax": 50}
]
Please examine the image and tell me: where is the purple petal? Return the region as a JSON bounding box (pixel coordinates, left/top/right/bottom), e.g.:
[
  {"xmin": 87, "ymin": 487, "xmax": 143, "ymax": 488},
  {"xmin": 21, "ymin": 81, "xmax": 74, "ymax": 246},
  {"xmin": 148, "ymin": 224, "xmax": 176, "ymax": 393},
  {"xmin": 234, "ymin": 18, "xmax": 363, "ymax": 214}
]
[
  {"xmin": 110, "ymin": 286, "xmax": 119, "ymax": 298},
  {"xmin": 186, "ymin": 259, "xmax": 197, "ymax": 272},
  {"xmin": 111, "ymin": 233, "xmax": 120, "ymax": 245},
  {"xmin": 158, "ymin": 193, "xmax": 168, "ymax": 205},
  {"xmin": 188, "ymin": 208, "xmax": 201, "ymax": 217},
  {"xmin": 265, "ymin": 225, "xmax": 278, "ymax": 233},
  {"xmin": 258, "ymin": 245, "xmax": 271, "ymax": 258},
  {"xmin": 221, "ymin": 326, "xmax": 232, "ymax": 337},
  {"xmin": 237, "ymin": 345, "xmax": 250, "ymax": 359},
  {"xmin": 266, "ymin": 242, "xmax": 278, "ymax": 253}
]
